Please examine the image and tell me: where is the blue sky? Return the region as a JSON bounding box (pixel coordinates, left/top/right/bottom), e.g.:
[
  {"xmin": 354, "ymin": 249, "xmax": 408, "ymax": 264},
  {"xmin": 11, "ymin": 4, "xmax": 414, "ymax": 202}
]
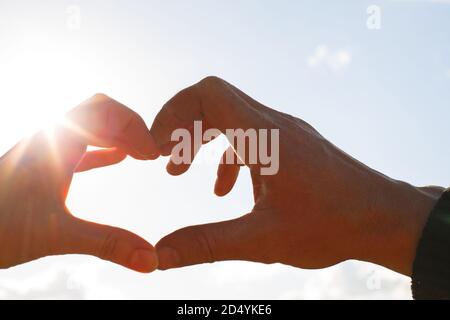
[{"xmin": 0, "ymin": 0, "xmax": 449, "ymax": 299}]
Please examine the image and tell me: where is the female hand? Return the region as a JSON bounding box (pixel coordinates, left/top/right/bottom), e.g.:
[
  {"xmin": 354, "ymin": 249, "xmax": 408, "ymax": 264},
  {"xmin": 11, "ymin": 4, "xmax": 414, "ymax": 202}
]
[{"xmin": 0, "ymin": 94, "xmax": 160, "ymax": 272}]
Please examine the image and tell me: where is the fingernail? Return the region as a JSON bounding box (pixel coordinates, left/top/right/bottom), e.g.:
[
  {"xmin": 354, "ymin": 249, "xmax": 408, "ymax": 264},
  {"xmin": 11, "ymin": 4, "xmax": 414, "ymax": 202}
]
[
  {"xmin": 145, "ymin": 135, "xmax": 161, "ymax": 160},
  {"xmin": 142, "ymin": 151, "xmax": 160, "ymax": 160},
  {"xmin": 130, "ymin": 249, "xmax": 159, "ymax": 273},
  {"xmin": 134, "ymin": 148, "xmax": 160, "ymax": 160},
  {"xmin": 157, "ymin": 247, "xmax": 180, "ymax": 270}
]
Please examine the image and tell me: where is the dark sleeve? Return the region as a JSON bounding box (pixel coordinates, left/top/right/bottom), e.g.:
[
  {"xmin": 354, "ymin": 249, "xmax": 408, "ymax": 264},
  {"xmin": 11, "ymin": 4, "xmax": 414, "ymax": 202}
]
[{"xmin": 412, "ymin": 188, "xmax": 450, "ymax": 300}]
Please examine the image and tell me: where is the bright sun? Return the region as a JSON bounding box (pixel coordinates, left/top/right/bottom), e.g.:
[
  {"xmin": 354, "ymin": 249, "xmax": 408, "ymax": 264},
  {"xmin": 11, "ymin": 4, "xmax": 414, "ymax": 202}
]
[{"xmin": 0, "ymin": 36, "xmax": 96, "ymax": 144}]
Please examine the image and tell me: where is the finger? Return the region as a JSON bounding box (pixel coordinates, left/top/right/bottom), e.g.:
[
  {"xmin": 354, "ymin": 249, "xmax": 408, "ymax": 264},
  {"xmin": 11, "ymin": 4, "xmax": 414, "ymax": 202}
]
[
  {"xmin": 156, "ymin": 212, "xmax": 270, "ymax": 270},
  {"xmin": 75, "ymin": 148, "xmax": 127, "ymax": 173},
  {"xmin": 214, "ymin": 146, "xmax": 241, "ymax": 197},
  {"xmin": 165, "ymin": 126, "xmax": 205, "ymax": 176},
  {"xmin": 150, "ymin": 77, "xmax": 269, "ymax": 171},
  {"xmin": 1, "ymin": 130, "xmax": 88, "ymax": 188},
  {"xmin": 64, "ymin": 93, "xmax": 160, "ymax": 161},
  {"xmin": 54, "ymin": 215, "xmax": 158, "ymax": 273}
]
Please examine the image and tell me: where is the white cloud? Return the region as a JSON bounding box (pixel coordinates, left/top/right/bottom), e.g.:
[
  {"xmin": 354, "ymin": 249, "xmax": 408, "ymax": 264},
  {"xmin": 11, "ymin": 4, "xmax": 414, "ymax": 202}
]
[
  {"xmin": 0, "ymin": 262, "xmax": 124, "ymax": 300},
  {"xmin": 208, "ymin": 262, "xmax": 286, "ymax": 286},
  {"xmin": 0, "ymin": 260, "xmax": 411, "ymax": 300},
  {"xmin": 276, "ymin": 262, "xmax": 411, "ymax": 300},
  {"xmin": 307, "ymin": 45, "xmax": 352, "ymax": 71},
  {"xmin": 446, "ymin": 68, "xmax": 450, "ymax": 78},
  {"xmin": 206, "ymin": 260, "xmax": 410, "ymax": 300}
]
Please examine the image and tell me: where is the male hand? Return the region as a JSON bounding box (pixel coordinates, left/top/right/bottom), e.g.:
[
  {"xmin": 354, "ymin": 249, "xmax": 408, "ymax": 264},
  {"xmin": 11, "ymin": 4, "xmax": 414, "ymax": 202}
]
[
  {"xmin": 0, "ymin": 94, "xmax": 160, "ymax": 272},
  {"xmin": 151, "ymin": 77, "xmax": 441, "ymax": 276}
]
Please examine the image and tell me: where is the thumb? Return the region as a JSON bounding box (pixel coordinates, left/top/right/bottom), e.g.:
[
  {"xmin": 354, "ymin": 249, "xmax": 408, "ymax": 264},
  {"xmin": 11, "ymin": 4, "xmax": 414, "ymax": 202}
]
[
  {"xmin": 55, "ymin": 215, "xmax": 158, "ymax": 273},
  {"xmin": 75, "ymin": 148, "xmax": 127, "ymax": 173},
  {"xmin": 156, "ymin": 212, "xmax": 269, "ymax": 270}
]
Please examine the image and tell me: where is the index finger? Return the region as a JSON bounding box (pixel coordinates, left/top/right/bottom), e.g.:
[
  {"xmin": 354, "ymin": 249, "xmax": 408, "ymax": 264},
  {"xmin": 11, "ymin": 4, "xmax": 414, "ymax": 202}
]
[
  {"xmin": 64, "ymin": 93, "xmax": 160, "ymax": 160},
  {"xmin": 150, "ymin": 77, "xmax": 269, "ymax": 151}
]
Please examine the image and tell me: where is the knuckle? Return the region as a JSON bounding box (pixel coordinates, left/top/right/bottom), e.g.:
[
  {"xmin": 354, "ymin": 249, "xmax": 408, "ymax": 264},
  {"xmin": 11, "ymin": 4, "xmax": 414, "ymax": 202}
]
[
  {"xmin": 45, "ymin": 212, "xmax": 67, "ymax": 256},
  {"xmin": 98, "ymin": 229, "xmax": 120, "ymax": 261},
  {"xmin": 121, "ymin": 111, "xmax": 141, "ymax": 134},
  {"xmin": 131, "ymin": 111, "xmax": 146, "ymax": 127},
  {"xmin": 89, "ymin": 94, "xmax": 117, "ymax": 117},
  {"xmin": 91, "ymin": 93, "xmax": 110, "ymax": 101},
  {"xmin": 190, "ymin": 227, "xmax": 219, "ymax": 264},
  {"xmin": 198, "ymin": 76, "xmax": 224, "ymax": 89},
  {"xmin": 84, "ymin": 93, "xmax": 112, "ymax": 120}
]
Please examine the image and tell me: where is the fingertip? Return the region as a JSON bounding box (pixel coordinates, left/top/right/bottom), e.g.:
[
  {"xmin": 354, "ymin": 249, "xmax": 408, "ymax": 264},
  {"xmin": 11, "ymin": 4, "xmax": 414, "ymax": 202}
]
[
  {"xmin": 129, "ymin": 248, "xmax": 159, "ymax": 273},
  {"xmin": 145, "ymin": 151, "xmax": 161, "ymax": 161},
  {"xmin": 65, "ymin": 217, "xmax": 159, "ymax": 274},
  {"xmin": 156, "ymin": 247, "xmax": 181, "ymax": 271},
  {"xmin": 214, "ymin": 190, "xmax": 230, "ymax": 197},
  {"xmin": 110, "ymin": 149, "xmax": 128, "ymax": 163},
  {"xmin": 214, "ymin": 179, "xmax": 231, "ymax": 197},
  {"xmin": 142, "ymin": 133, "xmax": 161, "ymax": 160},
  {"xmin": 160, "ymin": 143, "xmax": 174, "ymax": 157},
  {"xmin": 123, "ymin": 118, "xmax": 161, "ymax": 160},
  {"xmin": 166, "ymin": 160, "xmax": 190, "ymax": 176},
  {"xmin": 127, "ymin": 147, "xmax": 160, "ymax": 161},
  {"xmin": 136, "ymin": 144, "xmax": 161, "ymax": 161},
  {"xmin": 137, "ymin": 150, "xmax": 160, "ymax": 161}
]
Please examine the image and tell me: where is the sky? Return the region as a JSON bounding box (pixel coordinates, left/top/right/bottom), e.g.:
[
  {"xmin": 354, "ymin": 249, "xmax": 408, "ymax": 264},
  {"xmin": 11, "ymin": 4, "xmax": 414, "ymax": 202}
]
[{"xmin": 0, "ymin": 0, "xmax": 449, "ymax": 299}]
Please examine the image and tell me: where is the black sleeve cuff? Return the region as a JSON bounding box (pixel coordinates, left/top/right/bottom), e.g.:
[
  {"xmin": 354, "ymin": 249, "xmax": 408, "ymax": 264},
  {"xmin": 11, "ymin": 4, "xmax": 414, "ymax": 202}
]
[{"xmin": 412, "ymin": 188, "xmax": 450, "ymax": 300}]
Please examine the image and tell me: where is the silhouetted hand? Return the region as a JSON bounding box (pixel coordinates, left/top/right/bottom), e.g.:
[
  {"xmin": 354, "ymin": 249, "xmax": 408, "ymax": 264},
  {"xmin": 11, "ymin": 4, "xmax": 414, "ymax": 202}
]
[
  {"xmin": 151, "ymin": 76, "xmax": 442, "ymax": 276},
  {"xmin": 0, "ymin": 94, "xmax": 160, "ymax": 272}
]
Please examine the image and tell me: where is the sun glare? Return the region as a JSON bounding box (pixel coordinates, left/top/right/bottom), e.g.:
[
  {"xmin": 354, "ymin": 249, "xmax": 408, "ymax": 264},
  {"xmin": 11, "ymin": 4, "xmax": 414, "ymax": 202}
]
[
  {"xmin": 0, "ymin": 37, "xmax": 96, "ymax": 142},
  {"xmin": 0, "ymin": 29, "xmax": 104, "ymax": 173},
  {"xmin": 2, "ymin": 53, "xmax": 74, "ymax": 133}
]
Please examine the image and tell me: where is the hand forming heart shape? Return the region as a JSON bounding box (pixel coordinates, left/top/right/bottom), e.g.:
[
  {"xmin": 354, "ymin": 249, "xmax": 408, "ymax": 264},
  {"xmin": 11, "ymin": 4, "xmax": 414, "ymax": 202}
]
[
  {"xmin": 0, "ymin": 77, "xmax": 440, "ymax": 278},
  {"xmin": 0, "ymin": 94, "xmax": 160, "ymax": 272}
]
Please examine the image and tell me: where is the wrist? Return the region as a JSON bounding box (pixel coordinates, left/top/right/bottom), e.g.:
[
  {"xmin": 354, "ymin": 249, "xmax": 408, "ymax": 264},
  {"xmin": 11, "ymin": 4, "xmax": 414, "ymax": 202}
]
[
  {"xmin": 358, "ymin": 177, "xmax": 443, "ymax": 276},
  {"xmin": 411, "ymin": 188, "xmax": 450, "ymax": 299}
]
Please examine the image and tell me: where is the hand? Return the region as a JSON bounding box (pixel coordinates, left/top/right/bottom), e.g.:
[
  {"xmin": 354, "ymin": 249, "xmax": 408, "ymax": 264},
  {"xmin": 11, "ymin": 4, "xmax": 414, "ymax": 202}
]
[
  {"xmin": 151, "ymin": 76, "xmax": 442, "ymax": 276},
  {"xmin": 0, "ymin": 94, "xmax": 160, "ymax": 272}
]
